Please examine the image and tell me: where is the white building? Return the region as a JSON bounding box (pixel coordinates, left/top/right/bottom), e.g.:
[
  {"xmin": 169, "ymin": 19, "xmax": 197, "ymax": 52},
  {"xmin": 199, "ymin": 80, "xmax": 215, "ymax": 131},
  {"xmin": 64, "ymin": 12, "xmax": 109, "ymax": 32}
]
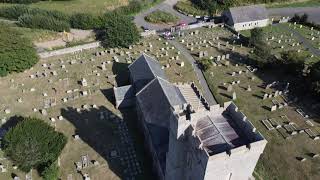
[{"xmin": 223, "ymin": 5, "xmax": 269, "ymax": 31}]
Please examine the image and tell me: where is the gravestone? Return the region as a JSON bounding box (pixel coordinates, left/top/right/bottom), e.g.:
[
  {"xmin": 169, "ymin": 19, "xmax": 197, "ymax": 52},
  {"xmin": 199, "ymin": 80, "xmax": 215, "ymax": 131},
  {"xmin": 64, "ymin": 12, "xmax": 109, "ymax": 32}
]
[
  {"xmin": 232, "ymin": 92, "xmax": 237, "ymax": 100},
  {"xmin": 227, "ymin": 85, "xmax": 233, "ymax": 92}
]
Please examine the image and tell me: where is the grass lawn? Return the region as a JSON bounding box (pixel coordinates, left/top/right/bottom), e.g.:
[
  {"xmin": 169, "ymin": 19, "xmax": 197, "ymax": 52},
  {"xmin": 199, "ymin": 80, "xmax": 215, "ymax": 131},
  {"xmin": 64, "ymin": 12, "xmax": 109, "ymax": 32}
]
[
  {"xmin": 0, "ymin": 35, "xmax": 199, "ymax": 180},
  {"xmin": 0, "ymin": 0, "xmax": 129, "ymax": 15},
  {"xmin": 145, "ymin": 10, "xmax": 179, "ymax": 24},
  {"xmin": 267, "ymin": 0, "xmax": 320, "ymax": 8}
]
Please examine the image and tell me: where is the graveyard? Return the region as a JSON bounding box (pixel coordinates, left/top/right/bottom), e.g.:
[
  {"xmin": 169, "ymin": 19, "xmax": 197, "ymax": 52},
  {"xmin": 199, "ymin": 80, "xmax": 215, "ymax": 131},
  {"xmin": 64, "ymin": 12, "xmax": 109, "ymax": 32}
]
[
  {"xmin": 0, "ymin": 36, "xmax": 199, "ymax": 179},
  {"xmin": 175, "ymin": 25, "xmax": 320, "ymax": 179}
]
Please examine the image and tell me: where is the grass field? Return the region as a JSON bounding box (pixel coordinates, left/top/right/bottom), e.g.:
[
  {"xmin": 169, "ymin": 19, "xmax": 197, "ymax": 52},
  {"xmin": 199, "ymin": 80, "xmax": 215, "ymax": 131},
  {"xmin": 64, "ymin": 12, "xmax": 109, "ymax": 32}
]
[
  {"xmin": 0, "ymin": 35, "xmax": 199, "ymax": 180},
  {"xmin": 176, "ymin": 26, "xmax": 320, "ymax": 180},
  {"xmin": 267, "ymin": 0, "xmax": 320, "ymax": 8},
  {"xmin": 0, "ymin": 0, "xmax": 129, "ymax": 15}
]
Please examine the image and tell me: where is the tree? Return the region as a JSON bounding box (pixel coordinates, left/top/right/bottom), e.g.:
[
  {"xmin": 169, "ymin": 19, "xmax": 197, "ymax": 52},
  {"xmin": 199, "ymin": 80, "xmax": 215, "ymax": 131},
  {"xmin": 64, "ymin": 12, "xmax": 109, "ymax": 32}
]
[
  {"xmin": 70, "ymin": 13, "xmax": 101, "ymax": 30},
  {"xmin": 0, "ymin": 24, "xmax": 38, "ymax": 76},
  {"xmin": 3, "ymin": 117, "xmax": 67, "ymax": 172},
  {"xmin": 100, "ymin": 12, "xmax": 140, "ymax": 48},
  {"xmin": 310, "ymin": 61, "xmax": 320, "ymax": 95},
  {"xmin": 249, "ymin": 28, "xmax": 265, "ymax": 47},
  {"xmin": 281, "ymin": 50, "xmax": 306, "ymax": 75}
]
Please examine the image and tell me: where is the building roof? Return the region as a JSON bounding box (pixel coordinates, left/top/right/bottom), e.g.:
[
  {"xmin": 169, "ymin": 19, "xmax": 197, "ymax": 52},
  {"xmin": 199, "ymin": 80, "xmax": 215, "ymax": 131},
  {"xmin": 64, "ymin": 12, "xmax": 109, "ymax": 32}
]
[
  {"xmin": 128, "ymin": 54, "xmax": 166, "ymax": 88},
  {"xmin": 195, "ymin": 113, "xmax": 249, "ymax": 155},
  {"xmin": 136, "ymin": 77, "xmax": 186, "ymax": 127},
  {"xmin": 114, "ymin": 85, "xmax": 135, "ymax": 102},
  {"xmin": 228, "ymin": 5, "xmax": 268, "ymax": 24}
]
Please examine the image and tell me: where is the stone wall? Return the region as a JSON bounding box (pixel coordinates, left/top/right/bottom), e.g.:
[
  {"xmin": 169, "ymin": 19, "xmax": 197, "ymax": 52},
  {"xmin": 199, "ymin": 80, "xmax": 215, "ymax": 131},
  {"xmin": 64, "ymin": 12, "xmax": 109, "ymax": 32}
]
[
  {"xmin": 141, "ymin": 30, "xmax": 157, "ymax": 37},
  {"xmin": 38, "ymin": 42, "xmax": 101, "ymax": 59}
]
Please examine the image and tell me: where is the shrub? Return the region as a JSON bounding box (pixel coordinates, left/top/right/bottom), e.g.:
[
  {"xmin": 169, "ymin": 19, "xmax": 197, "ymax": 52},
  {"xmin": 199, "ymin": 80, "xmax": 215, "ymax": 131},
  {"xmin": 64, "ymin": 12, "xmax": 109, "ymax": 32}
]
[
  {"xmin": 197, "ymin": 58, "xmax": 212, "ymax": 71},
  {"xmin": 41, "ymin": 162, "xmax": 59, "ymax": 180},
  {"xmin": 18, "ymin": 14, "xmax": 70, "ymax": 32},
  {"xmin": 0, "ymin": 5, "xmax": 69, "ymax": 21},
  {"xmin": 70, "ymin": 13, "xmax": 101, "ymax": 29},
  {"xmin": 0, "ymin": 5, "xmax": 30, "ymax": 20},
  {"xmin": 145, "ymin": 10, "xmax": 179, "ymax": 24},
  {"xmin": 114, "ymin": 0, "xmax": 144, "ymax": 15},
  {"xmin": 0, "ymin": 24, "xmax": 38, "ymax": 76},
  {"xmin": 100, "ymin": 12, "xmax": 140, "ymax": 48},
  {"xmin": 3, "ymin": 117, "xmax": 67, "ymax": 172},
  {"xmin": 174, "ymin": 1, "xmax": 207, "ymax": 16}
]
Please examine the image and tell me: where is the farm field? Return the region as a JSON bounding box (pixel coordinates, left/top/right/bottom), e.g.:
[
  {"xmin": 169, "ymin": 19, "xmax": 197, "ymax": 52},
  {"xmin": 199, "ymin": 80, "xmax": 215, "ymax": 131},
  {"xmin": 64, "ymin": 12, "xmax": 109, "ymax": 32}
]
[
  {"xmin": 0, "ymin": 35, "xmax": 199, "ymax": 180},
  {"xmin": 0, "ymin": 0, "xmax": 129, "ymax": 15},
  {"xmin": 175, "ymin": 25, "xmax": 320, "ymax": 180}
]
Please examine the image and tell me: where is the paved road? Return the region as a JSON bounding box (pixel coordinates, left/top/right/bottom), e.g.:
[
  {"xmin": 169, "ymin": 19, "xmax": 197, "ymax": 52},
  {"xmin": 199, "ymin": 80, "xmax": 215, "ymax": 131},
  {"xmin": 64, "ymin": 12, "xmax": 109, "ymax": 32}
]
[
  {"xmin": 134, "ymin": 0, "xmax": 197, "ymax": 31},
  {"xmin": 169, "ymin": 40, "xmax": 217, "ymax": 105},
  {"xmin": 268, "ymin": 7, "xmax": 320, "ymax": 24},
  {"xmin": 276, "ymin": 24, "xmax": 320, "ymax": 56}
]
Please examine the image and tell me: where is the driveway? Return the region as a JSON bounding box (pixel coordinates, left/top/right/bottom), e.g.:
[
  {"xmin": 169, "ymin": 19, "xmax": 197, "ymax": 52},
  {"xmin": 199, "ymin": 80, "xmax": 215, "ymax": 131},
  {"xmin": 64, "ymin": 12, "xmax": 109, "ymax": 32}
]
[
  {"xmin": 268, "ymin": 7, "xmax": 320, "ymax": 24},
  {"xmin": 134, "ymin": 0, "xmax": 197, "ymax": 31},
  {"xmin": 169, "ymin": 40, "xmax": 217, "ymax": 105}
]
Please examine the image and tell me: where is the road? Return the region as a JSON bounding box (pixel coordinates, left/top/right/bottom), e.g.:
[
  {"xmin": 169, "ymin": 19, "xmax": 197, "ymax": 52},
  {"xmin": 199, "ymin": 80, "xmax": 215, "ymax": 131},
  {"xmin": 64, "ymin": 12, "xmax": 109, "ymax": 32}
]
[
  {"xmin": 134, "ymin": 0, "xmax": 197, "ymax": 31},
  {"xmin": 169, "ymin": 40, "xmax": 217, "ymax": 105},
  {"xmin": 276, "ymin": 24, "xmax": 320, "ymax": 56},
  {"xmin": 268, "ymin": 7, "xmax": 320, "ymax": 24}
]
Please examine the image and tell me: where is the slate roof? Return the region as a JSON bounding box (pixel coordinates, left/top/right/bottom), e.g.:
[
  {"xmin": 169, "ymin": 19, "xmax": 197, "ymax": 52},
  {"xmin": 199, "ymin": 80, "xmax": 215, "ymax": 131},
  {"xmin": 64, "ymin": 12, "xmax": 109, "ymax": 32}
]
[
  {"xmin": 114, "ymin": 85, "xmax": 135, "ymax": 102},
  {"xmin": 228, "ymin": 5, "xmax": 268, "ymax": 24},
  {"xmin": 195, "ymin": 114, "xmax": 249, "ymax": 155},
  {"xmin": 128, "ymin": 54, "xmax": 166, "ymax": 87}
]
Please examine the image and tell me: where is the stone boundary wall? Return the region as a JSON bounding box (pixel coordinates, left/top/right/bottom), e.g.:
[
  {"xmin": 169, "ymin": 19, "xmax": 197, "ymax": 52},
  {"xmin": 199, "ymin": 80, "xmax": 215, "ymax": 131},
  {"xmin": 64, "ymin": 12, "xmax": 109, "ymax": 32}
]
[
  {"xmin": 141, "ymin": 30, "xmax": 157, "ymax": 37},
  {"xmin": 38, "ymin": 41, "xmax": 101, "ymax": 59}
]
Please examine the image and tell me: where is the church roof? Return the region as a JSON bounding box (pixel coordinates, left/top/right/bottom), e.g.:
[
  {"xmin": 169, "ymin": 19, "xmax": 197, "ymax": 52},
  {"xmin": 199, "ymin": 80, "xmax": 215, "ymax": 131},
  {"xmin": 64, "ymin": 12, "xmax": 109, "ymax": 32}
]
[
  {"xmin": 128, "ymin": 54, "xmax": 166, "ymax": 84},
  {"xmin": 228, "ymin": 5, "xmax": 268, "ymax": 24}
]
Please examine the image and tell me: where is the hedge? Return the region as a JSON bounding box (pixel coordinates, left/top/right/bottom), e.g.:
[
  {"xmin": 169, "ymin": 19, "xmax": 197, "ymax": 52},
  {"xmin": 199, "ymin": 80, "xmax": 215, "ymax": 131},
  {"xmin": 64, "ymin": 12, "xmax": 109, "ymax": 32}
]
[
  {"xmin": 18, "ymin": 14, "xmax": 70, "ymax": 32},
  {"xmin": 70, "ymin": 13, "xmax": 101, "ymax": 30}
]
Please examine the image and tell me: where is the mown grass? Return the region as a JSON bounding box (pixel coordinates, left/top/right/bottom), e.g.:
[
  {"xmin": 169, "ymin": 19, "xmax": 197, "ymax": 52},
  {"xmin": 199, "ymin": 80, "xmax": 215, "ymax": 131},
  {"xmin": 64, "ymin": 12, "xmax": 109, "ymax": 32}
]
[
  {"xmin": 144, "ymin": 10, "xmax": 179, "ymax": 24},
  {"xmin": 0, "ymin": 0, "xmax": 129, "ymax": 15},
  {"xmin": 267, "ymin": 0, "xmax": 320, "ymax": 8}
]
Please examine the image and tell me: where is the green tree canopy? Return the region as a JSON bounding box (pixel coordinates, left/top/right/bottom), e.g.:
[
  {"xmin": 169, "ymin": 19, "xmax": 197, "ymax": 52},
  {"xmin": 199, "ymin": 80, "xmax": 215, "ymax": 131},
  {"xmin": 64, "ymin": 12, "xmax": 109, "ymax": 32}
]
[
  {"xmin": 0, "ymin": 24, "xmax": 38, "ymax": 76},
  {"xmin": 3, "ymin": 117, "xmax": 67, "ymax": 172},
  {"xmin": 249, "ymin": 28, "xmax": 266, "ymax": 47},
  {"xmin": 100, "ymin": 12, "xmax": 140, "ymax": 48}
]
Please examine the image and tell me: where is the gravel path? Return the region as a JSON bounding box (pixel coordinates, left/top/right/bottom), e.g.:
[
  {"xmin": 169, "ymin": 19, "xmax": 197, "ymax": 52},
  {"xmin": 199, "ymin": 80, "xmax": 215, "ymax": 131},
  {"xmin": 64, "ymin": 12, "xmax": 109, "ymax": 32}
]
[{"xmin": 169, "ymin": 40, "xmax": 217, "ymax": 105}]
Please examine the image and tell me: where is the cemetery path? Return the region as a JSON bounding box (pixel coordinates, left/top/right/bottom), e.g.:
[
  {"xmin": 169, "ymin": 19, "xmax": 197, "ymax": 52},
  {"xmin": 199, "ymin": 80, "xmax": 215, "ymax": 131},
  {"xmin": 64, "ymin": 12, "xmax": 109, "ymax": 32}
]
[
  {"xmin": 169, "ymin": 40, "xmax": 217, "ymax": 105},
  {"xmin": 268, "ymin": 7, "xmax": 320, "ymax": 25},
  {"xmin": 277, "ymin": 24, "xmax": 320, "ymax": 56},
  {"xmin": 134, "ymin": 0, "xmax": 197, "ymax": 31}
]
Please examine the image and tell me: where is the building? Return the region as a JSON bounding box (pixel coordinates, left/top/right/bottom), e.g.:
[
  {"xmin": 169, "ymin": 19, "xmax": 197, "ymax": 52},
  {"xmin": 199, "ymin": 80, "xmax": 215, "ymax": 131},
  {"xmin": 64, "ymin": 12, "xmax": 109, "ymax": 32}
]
[
  {"xmin": 223, "ymin": 5, "xmax": 269, "ymax": 31},
  {"xmin": 114, "ymin": 54, "xmax": 267, "ymax": 180}
]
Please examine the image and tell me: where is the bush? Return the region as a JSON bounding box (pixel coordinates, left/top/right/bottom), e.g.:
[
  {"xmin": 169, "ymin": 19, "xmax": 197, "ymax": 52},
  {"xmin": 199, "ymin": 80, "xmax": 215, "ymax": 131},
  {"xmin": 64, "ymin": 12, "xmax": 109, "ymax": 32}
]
[
  {"xmin": 18, "ymin": 14, "xmax": 70, "ymax": 32},
  {"xmin": 281, "ymin": 50, "xmax": 306, "ymax": 75},
  {"xmin": 114, "ymin": 0, "xmax": 144, "ymax": 15},
  {"xmin": 0, "ymin": 24, "xmax": 38, "ymax": 76},
  {"xmin": 174, "ymin": 1, "xmax": 207, "ymax": 16},
  {"xmin": 0, "ymin": 5, "xmax": 69, "ymax": 21},
  {"xmin": 145, "ymin": 10, "xmax": 179, "ymax": 24},
  {"xmin": 3, "ymin": 117, "xmax": 67, "ymax": 172},
  {"xmin": 0, "ymin": 5, "xmax": 30, "ymax": 20},
  {"xmin": 197, "ymin": 58, "xmax": 212, "ymax": 71},
  {"xmin": 41, "ymin": 162, "xmax": 59, "ymax": 180},
  {"xmin": 100, "ymin": 12, "xmax": 140, "ymax": 48},
  {"xmin": 70, "ymin": 13, "xmax": 101, "ymax": 29}
]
